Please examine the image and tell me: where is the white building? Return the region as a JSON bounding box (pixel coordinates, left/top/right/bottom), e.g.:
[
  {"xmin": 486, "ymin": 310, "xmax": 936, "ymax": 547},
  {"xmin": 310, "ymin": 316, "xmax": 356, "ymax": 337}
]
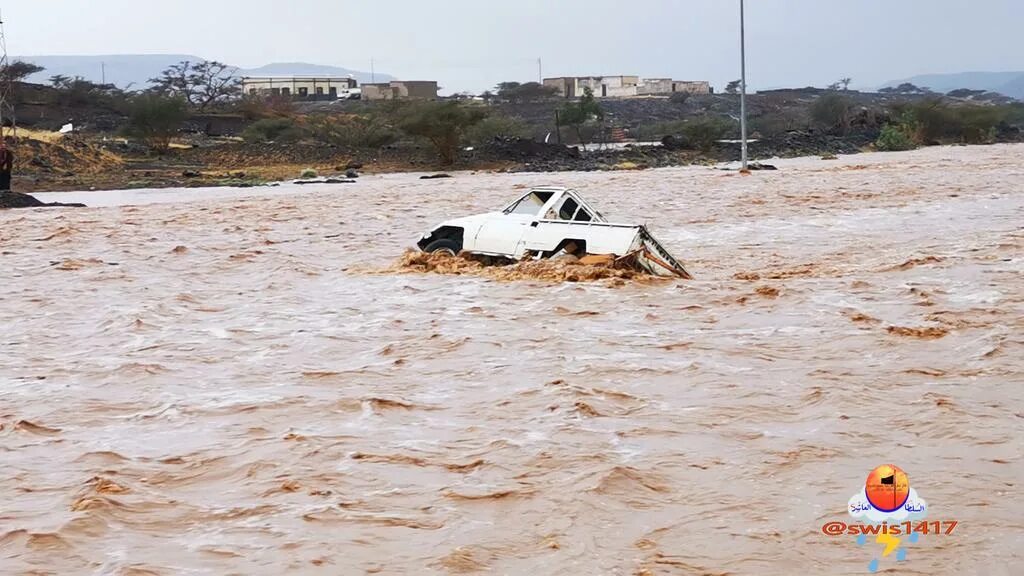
[{"xmin": 241, "ymin": 76, "xmax": 359, "ymax": 100}]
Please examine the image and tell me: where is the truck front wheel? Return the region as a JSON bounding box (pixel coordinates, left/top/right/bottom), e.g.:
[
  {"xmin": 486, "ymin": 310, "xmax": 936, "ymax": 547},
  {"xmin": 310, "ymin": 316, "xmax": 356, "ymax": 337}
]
[{"xmin": 424, "ymin": 238, "xmax": 461, "ymax": 256}]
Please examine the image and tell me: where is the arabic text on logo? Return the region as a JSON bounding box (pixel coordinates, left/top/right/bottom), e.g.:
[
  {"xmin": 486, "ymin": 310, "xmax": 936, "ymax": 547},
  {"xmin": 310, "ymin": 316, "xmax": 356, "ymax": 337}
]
[{"xmin": 820, "ymin": 464, "xmax": 959, "ymax": 573}]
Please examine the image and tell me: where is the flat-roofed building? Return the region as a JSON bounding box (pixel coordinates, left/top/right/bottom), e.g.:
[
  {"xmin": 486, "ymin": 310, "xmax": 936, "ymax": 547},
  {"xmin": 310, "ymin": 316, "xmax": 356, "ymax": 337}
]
[
  {"xmin": 544, "ymin": 75, "xmax": 640, "ymax": 98},
  {"xmin": 545, "ymin": 76, "xmax": 712, "ymax": 98},
  {"xmin": 362, "ymin": 80, "xmax": 439, "ymax": 101},
  {"xmin": 241, "ymin": 76, "xmax": 358, "ymax": 100}
]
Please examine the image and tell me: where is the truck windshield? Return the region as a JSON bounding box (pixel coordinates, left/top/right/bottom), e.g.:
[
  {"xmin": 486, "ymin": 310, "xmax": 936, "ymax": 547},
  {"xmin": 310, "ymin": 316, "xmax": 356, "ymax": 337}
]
[{"xmin": 505, "ymin": 191, "xmax": 553, "ymax": 215}]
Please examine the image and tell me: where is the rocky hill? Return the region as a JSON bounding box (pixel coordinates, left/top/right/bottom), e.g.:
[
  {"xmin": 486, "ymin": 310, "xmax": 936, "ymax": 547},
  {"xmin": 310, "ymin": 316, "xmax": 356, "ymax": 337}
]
[{"xmin": 881, "ymin": 71, "xmax": 1024, "ymax": 99}]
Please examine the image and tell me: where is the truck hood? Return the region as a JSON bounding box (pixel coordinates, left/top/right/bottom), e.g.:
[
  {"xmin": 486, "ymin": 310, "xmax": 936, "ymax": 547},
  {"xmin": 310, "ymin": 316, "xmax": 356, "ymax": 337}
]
[{"xmin": 422, "ymin": 213, "xmax": 499, "ymax": 238}]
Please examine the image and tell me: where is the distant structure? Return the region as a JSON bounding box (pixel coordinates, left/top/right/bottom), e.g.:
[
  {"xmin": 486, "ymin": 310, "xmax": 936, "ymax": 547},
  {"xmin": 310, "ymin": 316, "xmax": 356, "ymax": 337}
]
[
  {"xmin": 361, "ymin": 80, "xmax": 439, "ymax": 101},
  {"xmin": 637, "ymin": 79, "xmax": 712, "ymax": 96},
  {"xmin": 543, "ymin": 76, "xmax": 711, "ymax": 98},
  {"xmin": 241, "ymin": 76, "xmax": 358, "ymax": 100}
]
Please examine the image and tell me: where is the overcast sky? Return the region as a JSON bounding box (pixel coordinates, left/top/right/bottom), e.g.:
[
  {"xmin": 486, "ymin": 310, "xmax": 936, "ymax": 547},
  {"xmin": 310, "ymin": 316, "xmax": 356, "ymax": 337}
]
[{"xmin": 5, "ymin": 0, "xmax": 1022, "ymax": 93}]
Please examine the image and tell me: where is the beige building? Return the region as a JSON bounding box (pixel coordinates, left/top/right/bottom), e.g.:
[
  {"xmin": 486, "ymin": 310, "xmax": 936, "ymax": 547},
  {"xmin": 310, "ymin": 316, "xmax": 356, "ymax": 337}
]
[
  {"xmin": 636, "ymin": 78, "xmax": 712, "ymax": 96},
  {"xmin": 361, "ymin": 80, "xmax": 439, "ymax": 101},
  {"xmin": 241, "ymin": 76, "xmax": 358, "ymax": 100},
  {"xmin": 544, "ymin": 76, "xmax": 639, "ymax": 98},
  {"xmin": 544, "ymin": 76, "xmax": 711, "ymax": 98}
]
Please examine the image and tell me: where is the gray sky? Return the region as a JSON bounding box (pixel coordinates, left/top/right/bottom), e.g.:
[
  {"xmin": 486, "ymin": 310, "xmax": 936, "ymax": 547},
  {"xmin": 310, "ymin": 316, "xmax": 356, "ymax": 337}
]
[{"xmin": 4, "ymin": 0, "xmax": 1022, "ymax": 93}]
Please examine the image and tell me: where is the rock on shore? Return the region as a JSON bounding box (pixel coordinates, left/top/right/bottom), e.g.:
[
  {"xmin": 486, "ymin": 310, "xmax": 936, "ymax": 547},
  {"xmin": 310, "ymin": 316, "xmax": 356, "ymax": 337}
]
[{"xmin": 0, "ymin": 191, "xmax": 86, "ymax": 209}]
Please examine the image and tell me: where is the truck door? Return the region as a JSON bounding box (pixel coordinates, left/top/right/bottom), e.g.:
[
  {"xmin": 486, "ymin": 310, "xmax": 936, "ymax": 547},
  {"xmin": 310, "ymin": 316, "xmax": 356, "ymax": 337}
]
[
  {"xmin": 473, "ymin": 214, "xmax": 531, "ymax": 256},
  {"xmin": 472, "ymin": 191, "xmax": 552, "ymax": 257}
]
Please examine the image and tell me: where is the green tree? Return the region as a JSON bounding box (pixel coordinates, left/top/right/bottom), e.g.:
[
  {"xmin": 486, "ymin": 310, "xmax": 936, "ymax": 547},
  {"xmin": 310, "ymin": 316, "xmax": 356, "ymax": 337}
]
[
  {"xmin": 398, "ymin": 101, "xmax": 488, "ymax": 165},
  {"xmin": 725, "ymin": 80, "xmax": 741, "ymax": 94},
  {"xmin": 149, "ymin": 60, "xmax": 241, "ymax": 111},
  {"xmin": 880, "ymin": 83, "xmax": 930, "ymax": 95},
  {"xmin": 557, "ymin": 87, "xmax": 604, "ymax": 149},
  {"xmin": 124, "ymin": 94, "xmax": 188, "ymax": 152},
  {"xmin": 495, "ymin": 81, "xmax": 558, "ymax": 103},
  {"xmin": 0, "ymin": 60, "xmax": 44, "ymax": 83}
]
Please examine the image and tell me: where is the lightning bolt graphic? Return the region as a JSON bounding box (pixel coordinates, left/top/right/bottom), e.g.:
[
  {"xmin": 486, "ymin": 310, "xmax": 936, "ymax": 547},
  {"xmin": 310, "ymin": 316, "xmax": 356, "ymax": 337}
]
[{"xmin": 876, "ymin": 533, "xmax": 902, "ymax": 557}]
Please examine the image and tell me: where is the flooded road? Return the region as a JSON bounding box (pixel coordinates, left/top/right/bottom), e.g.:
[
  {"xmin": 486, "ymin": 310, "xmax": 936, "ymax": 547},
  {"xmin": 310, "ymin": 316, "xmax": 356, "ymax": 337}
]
[{"xmin": 2, "ymin": 145, "xmax": 1022, "ymax": 575}]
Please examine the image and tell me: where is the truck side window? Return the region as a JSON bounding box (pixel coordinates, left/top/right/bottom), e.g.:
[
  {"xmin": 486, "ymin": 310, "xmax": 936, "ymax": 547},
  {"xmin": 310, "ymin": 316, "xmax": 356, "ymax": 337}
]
[
  {"xmin": 574, "ymin": 208, "xmax": 593, "ymax": 222},
  {"xmin": 559, "ymin": 198, "xmax": 580, "ymax": 220}
]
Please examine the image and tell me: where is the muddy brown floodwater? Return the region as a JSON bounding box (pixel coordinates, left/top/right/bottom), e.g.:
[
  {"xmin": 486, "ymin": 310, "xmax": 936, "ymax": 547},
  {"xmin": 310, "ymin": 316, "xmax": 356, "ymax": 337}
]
[{"xmin": 2, "ymin": 145, "xmax": 1023, "ymax": 575}]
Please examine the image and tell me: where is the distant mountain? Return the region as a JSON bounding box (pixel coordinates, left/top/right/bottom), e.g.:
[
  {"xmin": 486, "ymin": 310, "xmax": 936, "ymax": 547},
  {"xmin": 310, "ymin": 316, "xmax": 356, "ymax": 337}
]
[
  {"xmin": 14, "ymin": 54, "xmax": 391, "ymax": 89},
  {"xmin": 881, "ymin": 71, "xmax": 1024, "ymax": 99},
  {"xmin": 240, "ymin": 62, "xmax": 393, "ymax": 85},
  {"xmin": 16, "ymin": 54, "xmax": 204, "ymax": 89}
]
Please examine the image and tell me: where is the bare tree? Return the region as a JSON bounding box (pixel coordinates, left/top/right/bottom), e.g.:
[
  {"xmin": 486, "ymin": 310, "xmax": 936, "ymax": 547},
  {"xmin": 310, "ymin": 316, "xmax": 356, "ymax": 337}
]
[{"xmin": 149, "ymin": 61, "xmax": 241, "ymax": 111}]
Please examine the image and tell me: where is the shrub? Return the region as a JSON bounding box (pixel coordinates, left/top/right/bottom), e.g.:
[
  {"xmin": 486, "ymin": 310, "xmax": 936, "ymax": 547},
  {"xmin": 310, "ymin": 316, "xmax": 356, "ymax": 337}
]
[
  {"xmin": 681, "ymin": 117, "xmax": 733, "ymax": 153},
  {"xmin": 299, "ymin": 168, "xmax": 318, "ymax": 179},
  {"xmin": 242, "ymin": 118, "xmax": 305, "ymax": 143},
  {"xmin": 632, "ymin": 121, "xmax": 683, "ymax": 142},
  {"xmin": 233, "ymin": 94, "xmax": 295, "ymax": 120},
  {"xmin": 875, "ymin": 124, "xmax": 917, "ymax": 151},
  {"xmin": 123, "ymin": 94, "xmax": 188, "ymax": 152},
  {"xmin": 811, "ymin": 94, "xmax": 854, "ymax": 134},
  {"xmin": 465, "ymin": 115, "xmax": 528, "ymax": 146},
  {"xmin": 750, "ymin": 110, "xmax": 808, "ymax": 137},
  {"xmin": 957, "ymin": 106, "xmax": 1003, "ymax": 144},
  {"xmin": 669, "ymin": 92, "xmax": 691, "ymax": 105},
  {"xmin": 307, "ymin": 114, "xmax": 398, "ymax": 149},
  {"xmin": 1004, "ymin": 103, "xmax": 1024, "ymax": 126},
  {"xmin": 889, "ymin": 99, "xmax": 1009, "ymax": 145}
]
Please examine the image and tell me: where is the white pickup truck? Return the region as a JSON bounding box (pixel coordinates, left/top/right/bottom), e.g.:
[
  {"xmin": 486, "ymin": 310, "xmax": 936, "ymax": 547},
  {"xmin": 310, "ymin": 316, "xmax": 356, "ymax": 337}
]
[{"xmin": 417, "ymin": 186, "xmax": 691, "ymax": 278}]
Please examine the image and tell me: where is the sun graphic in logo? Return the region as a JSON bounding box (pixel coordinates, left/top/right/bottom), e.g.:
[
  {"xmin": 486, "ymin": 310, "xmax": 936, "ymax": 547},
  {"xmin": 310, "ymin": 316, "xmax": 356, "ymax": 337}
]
[{"xmin": 865, "ymin": 464, "xmax": 910, "ymax": 513}]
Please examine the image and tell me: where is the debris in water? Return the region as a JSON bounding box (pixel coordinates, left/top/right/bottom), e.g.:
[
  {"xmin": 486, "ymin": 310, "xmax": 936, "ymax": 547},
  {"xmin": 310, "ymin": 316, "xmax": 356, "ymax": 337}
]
[
  {"xmin": 394, "ymin": 249, "xmax": 660, "ymax": 284},
  {"xmin": 886, "ymin": 326, "xmax": 950, "ymax": 339}
]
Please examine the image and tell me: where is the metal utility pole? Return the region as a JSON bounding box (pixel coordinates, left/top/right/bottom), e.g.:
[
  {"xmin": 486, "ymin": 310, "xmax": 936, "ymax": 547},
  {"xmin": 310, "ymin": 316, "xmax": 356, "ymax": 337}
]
[
  {"xmin": 538, "ymin": 58, "xmax": 542, "ymax": 83},
  {"xmin": 101, "ymin": 62, "xmax": 106, "ymax": 85},
  {"xmin": 739, "ymin": 0, "xmax": 749, "ymax": 171},
  {"xmin": 0, "ymin": 7, "xmax": 13, "ymax": 140}
]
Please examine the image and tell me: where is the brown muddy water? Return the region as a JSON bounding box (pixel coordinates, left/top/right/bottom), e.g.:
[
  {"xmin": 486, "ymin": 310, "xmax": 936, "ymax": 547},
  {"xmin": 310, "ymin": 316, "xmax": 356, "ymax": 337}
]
[{"xmin": 2, "ymin": 145, "xmax": 1022, "ymax": 575}]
